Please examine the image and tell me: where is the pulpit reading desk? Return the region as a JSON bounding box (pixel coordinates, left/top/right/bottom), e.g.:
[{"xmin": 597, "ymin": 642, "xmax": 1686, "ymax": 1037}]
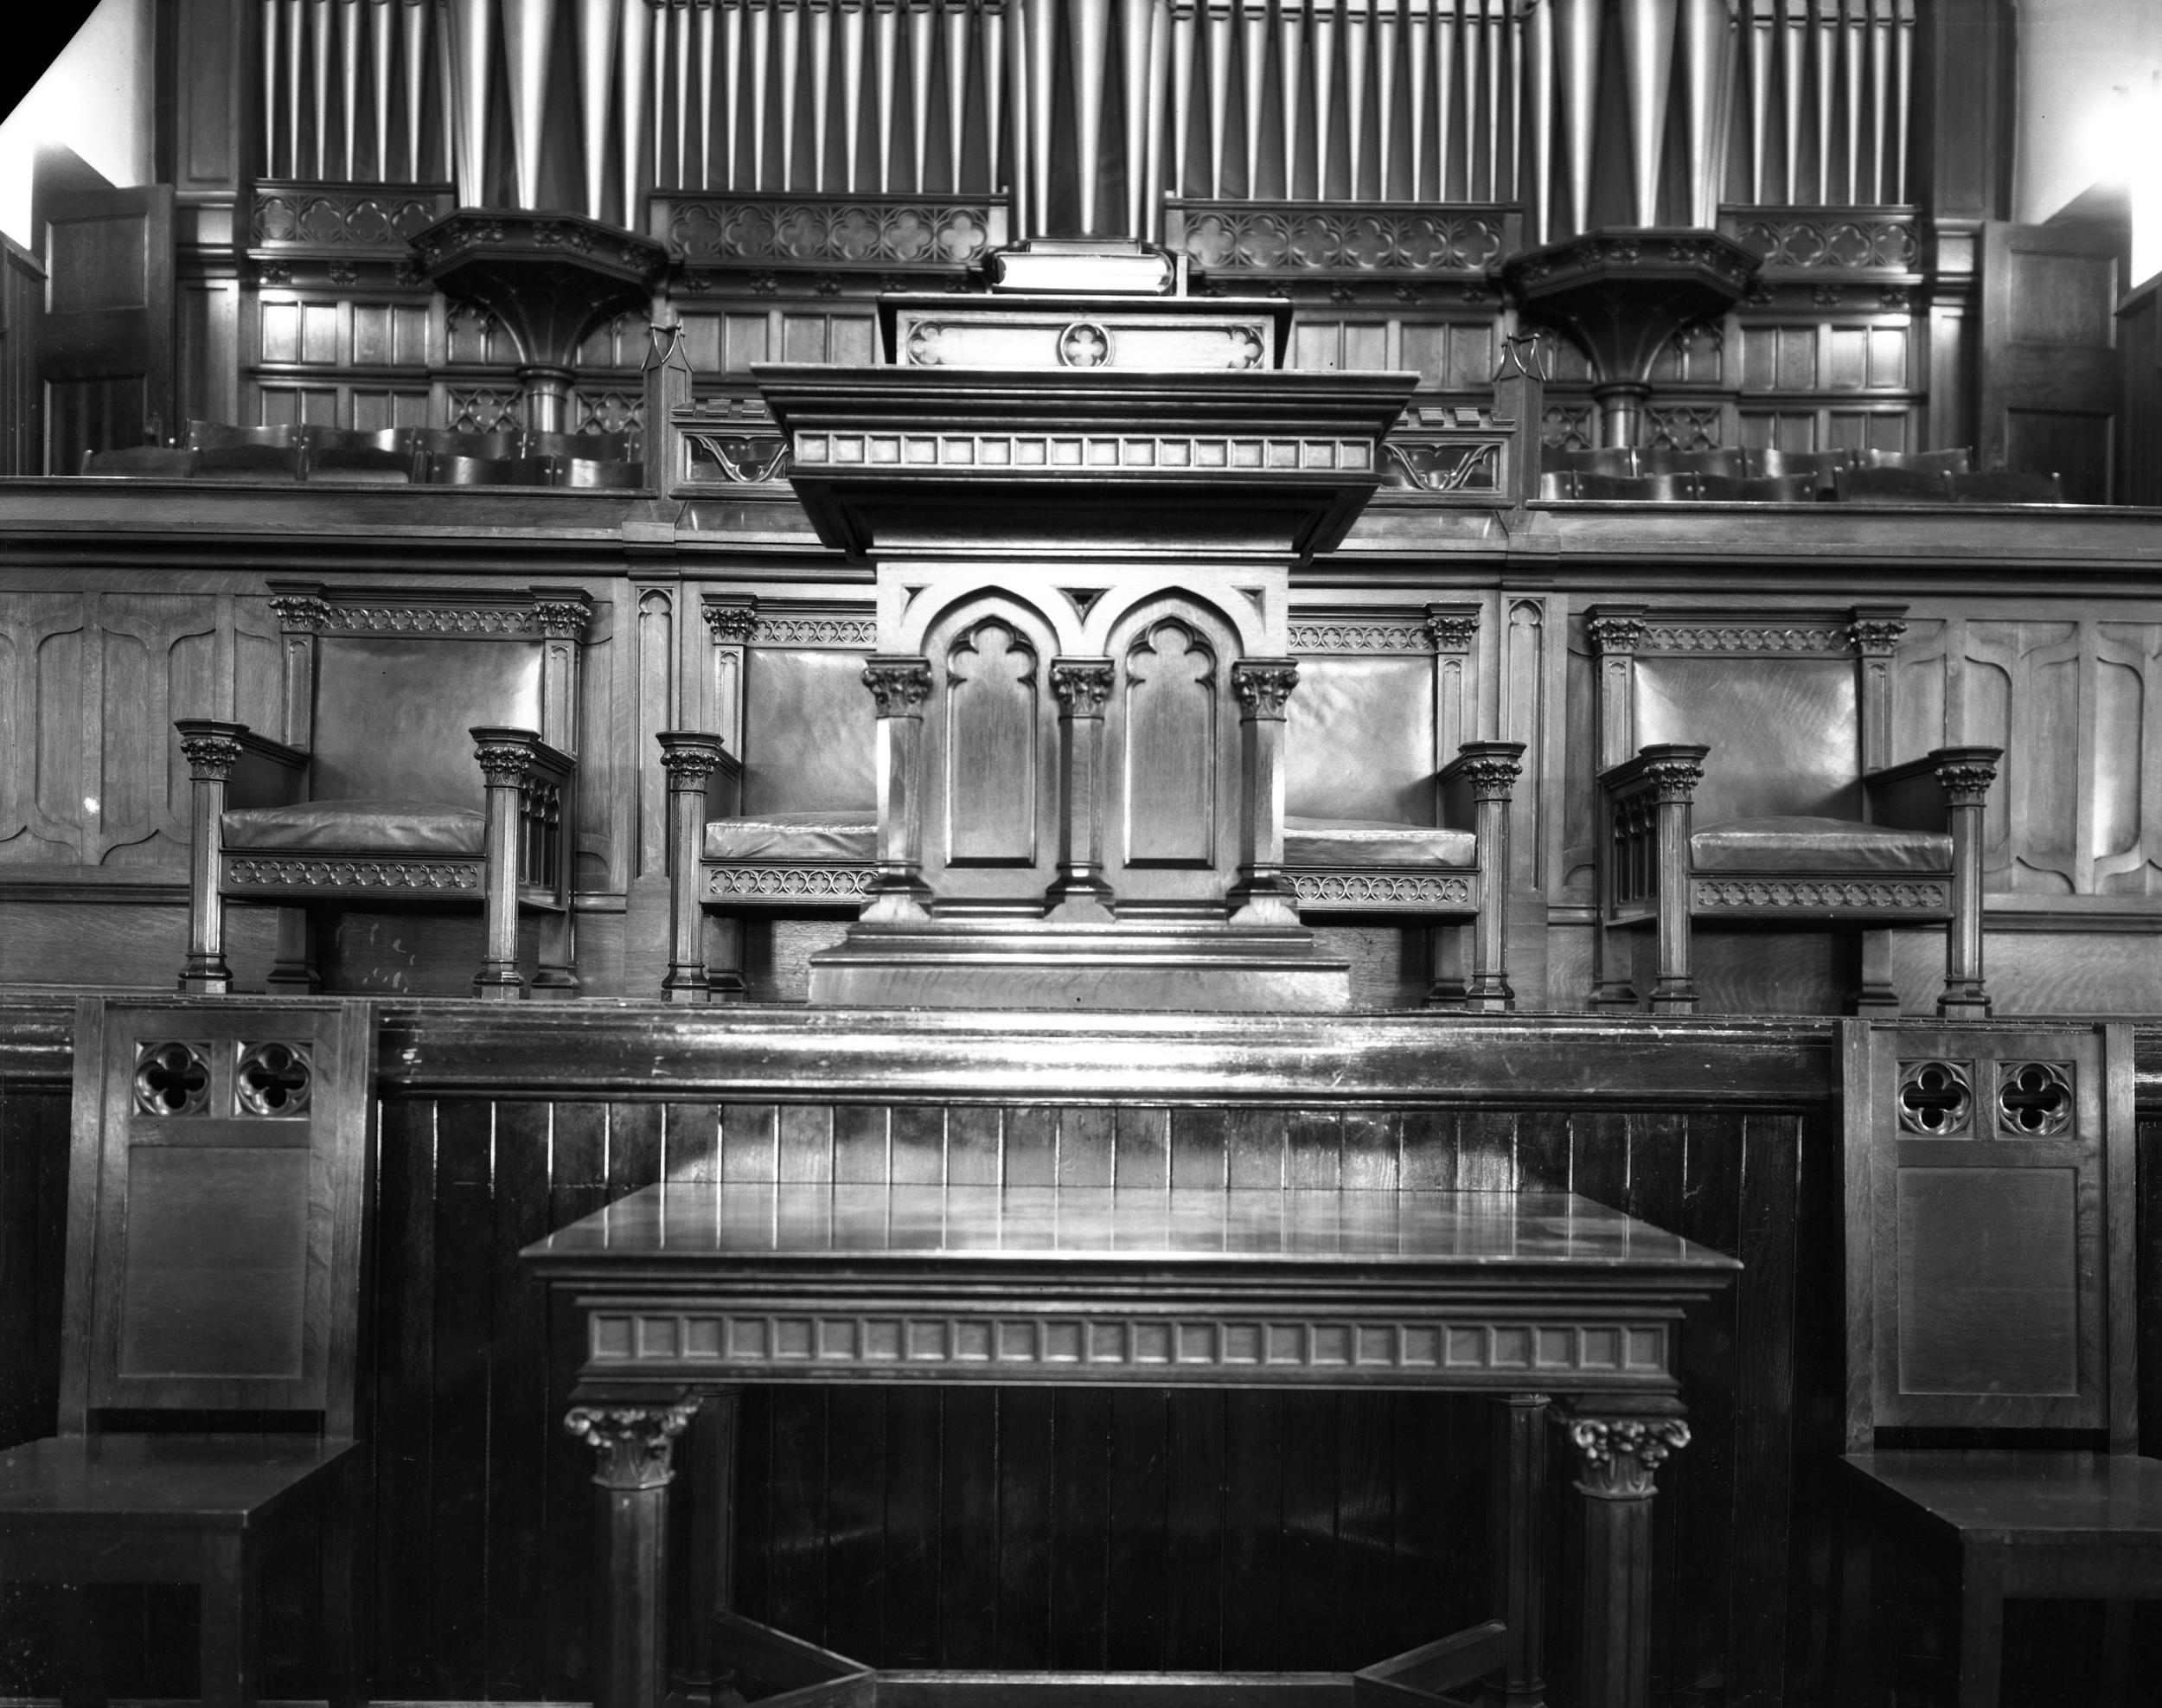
[{"xmin": 526, "ymin": 1182, "xmax": 1738, "ymax": 1708}]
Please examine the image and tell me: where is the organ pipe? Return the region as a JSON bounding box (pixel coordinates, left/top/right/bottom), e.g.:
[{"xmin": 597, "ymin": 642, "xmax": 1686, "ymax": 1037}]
[
  {"xmin": 241, "ymin": 0, "xmax": 1911, "ymax": 246},
  {"xmin": 618, "ymin": 0, "xmax": 653, "ymax": 220},
  {"xmin": 502, "ymin": 0, "xmax": 557, "ymax": 209}
]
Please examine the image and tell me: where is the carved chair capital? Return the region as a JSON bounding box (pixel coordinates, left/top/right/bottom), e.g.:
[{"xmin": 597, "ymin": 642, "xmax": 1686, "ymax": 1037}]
[
  {"xmin": 1231, "ymin": 659, "xmax": 1300, "ymax": 720},
  {"xmin": 1424, "ymin": 605, "xmax": 1481, "ymax": 652},
  {"xmin": 532, "ymin": 598, "xmax": 594, "ymax": 640},
  {"xmin": 564, "ymin": 1403, "xmax": 699, "ymax": 1490},
  {"xmin": 177, "ymin": 726, "xmax": 246, "ymax": 782},
  {"xmin": 862, "ymin": 656, "xmax": 934, "ymax": 718},
  {"xmin": 267, "ymin": 592, "xmax": 331, "ymax": 634},
  {"xmin": 1049, "ymin": 658, "xmax": 1115, "ymax": 717},
  {"xmin": 657, "ymin": 732, "xmax": 728, "ymax": 781},
  {"xmin": 1586, "ymin": 612, "xmax": 1647, "ymax": 657},
  {"xmin": 1639, "ymin": 751, "xmax": 1706, "ymax": 803},
  {"xmin": 1564, "ymin": 1414, "xmax": 1691, "ymax": 1499},
  {"xmin": 473, "ymin": 731, "xmax": 542, "ymax": 782},
  {"xmin": 1451, "ymin": 745, "xmax": 1526, "ymax": 802},
  {"xmin": 704, "ymin": 599, "xmax": 760, "ymax": 643},
  {"xmin": 1846, "ymin": 617, "xmax": 1908, "ymax": 656},
  {"xmin": 1930, "ymin": 746, "xmax": 2001, "ymax": 809}
]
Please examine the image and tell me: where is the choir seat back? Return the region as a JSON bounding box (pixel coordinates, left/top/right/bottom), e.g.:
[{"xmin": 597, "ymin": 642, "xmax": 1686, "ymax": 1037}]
[{"xmin": 0, "ymin": 997, "xmax": 375, "ymax": 1708}]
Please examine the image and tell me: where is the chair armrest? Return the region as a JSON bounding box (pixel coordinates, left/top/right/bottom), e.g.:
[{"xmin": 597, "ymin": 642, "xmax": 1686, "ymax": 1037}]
[
  {"xmin": 175, "ymin": 719, "xmax": 309, "ymax": 809},
  {"xmin": 471, "ymin": 726, "xmax": 575, "ymax": 784},
  {"xmin": 471, "ymin": 727, "xmax": 577, "ymax": 898},
  {"xmin": 1596, "ymin": 742, "xmax": 1711, "ymax": 804},
  {"xmin": 1436, "ymin": 740, "xmax": 1526, "ymax": 829},
  {"xmin": 1865, "ymin": 745, "xmax": 2004, "ymax": 830},
  {"xmin": 656, "ymin": 731, "xmax": 743, "ymax": 820}
]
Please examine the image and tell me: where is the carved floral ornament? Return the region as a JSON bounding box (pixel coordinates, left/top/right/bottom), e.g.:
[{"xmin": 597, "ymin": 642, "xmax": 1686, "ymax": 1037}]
[
  {"xmin": 1639, "ymin": 754, "xmax": 1707, "ymax": 803},
  {"xmin": 658, "ymin": 743, "xmax": 726, "ymax": 780},
  {"xmin": 474, "ymin": 741, "xmax": 540, "ymax": 782},
  {"xmin": 704, "ymin": 603, "xmax": 760, "ymax": 644},
  {"xmin": 1455, "ymin": 753, "xmax": 1526, "ymax": 801},
  {"xmin": 1049, "ymin": 659, "xmax": 1116, "ymax": 717},
  {"xmin": 179, "ymin": 731, "xmax": 245, "ymax": 781},
  {"xmin": 268, "ymin": 595, "xmax": 590, "ymax": 638},
  {"xmin": 862, "ymin": 657, "xmax": 935, "ymax": 717},
  {"xmin": 564, "ymin": 1403, "xmax": 700, "ymax": 1491},
  {"xmin": 227, "ymin": 857, "xmax": 482, "ymax": 891},
  {"xmin": 1566, "ymin": 1416, "xmax": 1691, "ymax": 1498},
  {"xmin": 1231, "ymin": 660, "xmax": 1301, "ymax": 720},
  {"xmin": 1935, "ymin": 757, "xmax": 1999, "ymax": 808}
]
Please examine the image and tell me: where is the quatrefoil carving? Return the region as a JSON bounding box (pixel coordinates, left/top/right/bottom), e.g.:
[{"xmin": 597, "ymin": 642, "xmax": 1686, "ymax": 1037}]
[
  {"xmin": 236, "ymin": 1041, "xmax": 313, "ymax": 1116},
  {"xmin": 134, "ymin": 1042, "xmax": 210, "ymax": 1116},
  {"xmin": 1997, "ymin": 1062, "xmax": 2072, "ymax": 1137},
  {"xmin": 1897, "ymin": 1060, "xmax": 1972, "ymax": 1136}
]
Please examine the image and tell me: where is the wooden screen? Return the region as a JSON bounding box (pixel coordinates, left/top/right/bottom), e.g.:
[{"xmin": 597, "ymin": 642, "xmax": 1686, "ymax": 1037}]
[
  {"xmin": 1979, "ymin": 220, "xmax": 2121, "ymax": 506},
  {"xmin": 61, "ymin": 997, "xmax": 374, "ymax": 1431},
  {"xmin": 1843, "ymin": 1020, "xmax": 2137, "ymax": 1448},
  {"xmin": 38, "ymin": 180, "xmax": 174, "ymax": 474}
]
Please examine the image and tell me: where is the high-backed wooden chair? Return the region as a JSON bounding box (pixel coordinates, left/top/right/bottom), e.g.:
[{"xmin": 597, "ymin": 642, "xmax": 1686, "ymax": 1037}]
[
  {"xmin": 176, "ymin": 581, "xmax": 588, "ymax": 1000},
  {"xmin": 1840, "ymin": 1019, "xmax": 2159, "ymax": 1708},
  {"xmin": 0, "ymin": 996, "xmax": 374, "ymax": 1708},
  {"xmin": 1590, "ymin": 604, "xmax": 2000, "ymax": 1015}
]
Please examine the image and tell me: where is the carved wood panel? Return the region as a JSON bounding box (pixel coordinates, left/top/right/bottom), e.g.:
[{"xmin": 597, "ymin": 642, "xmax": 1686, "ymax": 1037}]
[
  {"xmin": 943, "ymin": 618, "xmax": 1040, "ymax": 867},
  {"xmin": 1120, "ymin": 617, "xmax": 1219, "ymax": 867},
  {"xmin": 1900, "ymin": 615, "xmax": 2162, "ymax": 897}
]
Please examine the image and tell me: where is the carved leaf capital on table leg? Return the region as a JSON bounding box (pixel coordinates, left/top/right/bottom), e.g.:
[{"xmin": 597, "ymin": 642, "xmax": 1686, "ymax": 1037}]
[
  {"xmin": 1564, "ymin": 1413, "xmax": 1691, "ymax": 1499},
  {"xmin": 566, "ymin": 1401, "xmax": 700, "ymax": 1489}
]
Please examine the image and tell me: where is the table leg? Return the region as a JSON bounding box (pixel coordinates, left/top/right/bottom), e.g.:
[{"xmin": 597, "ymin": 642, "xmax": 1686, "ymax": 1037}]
[
  {"xmin": 1487, "ymin": 1394, "xmax": 1550, "ymax": 1708},
  {"xmin": 1560, "ymin": 1411, "xmax": 1690, "ymax": 1708},
  {"xmin": 675, "ymin": 1386, "xmax": 744, "ymax": 1701},
  {"xmin": 567, "ymin": 1401, "xmax": 700, "ymax": 1708}
]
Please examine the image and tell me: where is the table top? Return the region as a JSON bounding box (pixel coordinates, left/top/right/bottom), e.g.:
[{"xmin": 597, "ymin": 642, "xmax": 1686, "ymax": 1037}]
[{"xmin": 523, "ymin": 1185, "xmax": 1740, "ymax": 1274}]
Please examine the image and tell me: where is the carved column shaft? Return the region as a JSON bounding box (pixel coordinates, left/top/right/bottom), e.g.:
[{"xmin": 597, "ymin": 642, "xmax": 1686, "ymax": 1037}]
[
  {"xmin": 703, "ymin": 596, "xmax": 758, "ymax": 753},
  {"xmin": 1564, "ymin": 1411, "xmax": 1690, "ymax": 1708},
  {"xmin": 1454, "ymin": 740, "xmax": 1526, "ymax": 1013},
  {"xmin": 656, "ymin": 732, "xmax": 726, "ymax": 1003},
  {"xmin": 1229, "ymin": 659, "xmax": 1299, "ymax": 928},
  {"xmin": 176, "ymin": 720, "xmax": 243, "ymax": 995},
  {"xmin": 1643, "ymin": 746, "xmax": 1706, "ymax": 1016},
  {"xmin": 1046, "ymin": 658, "xmax": 1116, "ymax": 924},
  {"xmin": 1934, "ymin": 745, "xmax": 2000, "ymax": 1018},
  {"xmin": 1490, "ymin": 1395, "xmax": 1551, "ymax": 1707},
  {"xmin": 566, "ymin": 1402, "xmax": 698, "ymax": 1708},
  {"xmin": 472, "ymin": 730, "xmax": 534, "ymax": 1000},
  {"xmin": 862, "ymin": 656, "xmax": 934, "ymax": 923}
]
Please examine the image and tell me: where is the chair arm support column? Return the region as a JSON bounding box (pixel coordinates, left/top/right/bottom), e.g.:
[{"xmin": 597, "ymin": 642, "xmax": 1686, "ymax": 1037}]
[
  {"xmin": 471, "ymin": 727, "xmax": 549, "ymax": 1001},
  {"xmin": 1930, "ymin": 745, "xmax": 2002, "ymax": 1018},
  {"xmin": 861, "ymin": 658, "xmax": 934, "ymax": 924},
  {"xmin": 1230, "ymin": 660, "xmax": 1301, "ymax": 928},
  {"xmin": 656, "ymin": 733, "xmax": 733, "ymax": 1003},
  {"xmin": 1441, "ymin": 740, "xmax": 1526, "ymax": 1012},
  {"xmin": 175, "ymin": 720, "xmax": 246, "ymax": 995},
  {"xmin": 1617, "ymin": 745, "xmax": 1709, "ymax": 1016}
]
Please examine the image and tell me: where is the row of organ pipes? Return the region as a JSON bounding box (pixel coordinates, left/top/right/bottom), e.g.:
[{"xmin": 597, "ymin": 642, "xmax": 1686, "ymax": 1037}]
[{"xmin": 259, "ymin": 0, "xmax": 1914, "ymax": 238}]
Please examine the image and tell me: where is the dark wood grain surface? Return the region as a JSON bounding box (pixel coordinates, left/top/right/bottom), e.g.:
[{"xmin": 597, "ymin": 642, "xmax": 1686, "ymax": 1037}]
[{"xmin": 3, "ymin": 1005, "xmax": 2157, "ymax": 1703}]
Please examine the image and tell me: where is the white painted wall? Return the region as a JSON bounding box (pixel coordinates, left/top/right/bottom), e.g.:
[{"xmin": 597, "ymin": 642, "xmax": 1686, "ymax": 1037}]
[
  {"xmin": 0, "ymin": 0, "xmax": 156, "ymax": 250},
  {"xmin": 2014, "ymin": 0, "xmax": 2162, "ymax": 283}
]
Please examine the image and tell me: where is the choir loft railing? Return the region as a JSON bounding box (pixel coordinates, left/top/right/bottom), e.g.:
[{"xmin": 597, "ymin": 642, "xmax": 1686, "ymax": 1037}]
[{"xmin": 253, "ymin": 0, "xmax": 1916, "ymax": 244}]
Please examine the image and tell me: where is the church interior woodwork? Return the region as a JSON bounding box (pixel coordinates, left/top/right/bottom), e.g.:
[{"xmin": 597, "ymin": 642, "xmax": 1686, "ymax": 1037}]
[{"xmin": 4, "ymin": 0, "xmax": 2162, "ymax": 1703}]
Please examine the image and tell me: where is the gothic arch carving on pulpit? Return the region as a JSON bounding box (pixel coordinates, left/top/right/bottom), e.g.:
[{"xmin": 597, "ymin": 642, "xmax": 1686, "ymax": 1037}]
[
  {"xmin": 1101, "ymin": 592, "xmax": 1249, "ymax": 905},
  {"xmin": 918, "ymin": 592, "xmax": 1064, "ymax": 903}
]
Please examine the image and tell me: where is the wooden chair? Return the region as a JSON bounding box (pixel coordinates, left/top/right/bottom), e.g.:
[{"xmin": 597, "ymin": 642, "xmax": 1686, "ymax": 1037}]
[
  {"xmin": 1694, "ymin": 471, "xmax": 1817, "ymax": 502},
  {"xmin": 1839, "ymin": 1019, "xmax": 2159, "ymax": 1708},
  {"xmin": 1589, "ymin": 603, "xmax": 2001, "ymax": 1015},
  {"xmin": 176, "ymin": 581, "xmax": 588, "ymax": 1000},
  {"xmin": 424, "ymin": 452, "xmax": 557, "ymax": 486},
  {"xmin": 527, "ymin": 429, "xmax": 630, "ymax": 462},
  {"xmin": 187, "ymin": 422, "xmax": 306, "ymax": 482},
  {"xmin": 80, "ymin": 445, "xmax": 199, "ymax": 477},
  {"xmin": 410, "ymin": 426, "xmax": 525, "ymax": 461},
  {"xmin": 554, "ymin": 456, "xmax": 646, "ymax": 489},
  {"xmin": 1864, "ymin": 445, "xmax": 1973, "ymax": 475},
  {"xmin": 0, "ymin": 996, "xmax": 374, "ymax": 1708},
  {"xmin": 1946, "ymin": 470, "xmax": 2064, "ymax": 504},
  {"xmin": 1833, "ymin": 464, "xmax": 1948, "ymax": 503},
  {"xmin": 307, "ymin": 427, "xmax": 417, "ymax": 484}
]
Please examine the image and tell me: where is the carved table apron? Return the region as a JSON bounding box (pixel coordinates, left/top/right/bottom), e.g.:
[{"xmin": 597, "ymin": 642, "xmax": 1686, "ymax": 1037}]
[{"xmin": 524, "ymin": 1184, "xmax": 1739, "ymax": 1708}]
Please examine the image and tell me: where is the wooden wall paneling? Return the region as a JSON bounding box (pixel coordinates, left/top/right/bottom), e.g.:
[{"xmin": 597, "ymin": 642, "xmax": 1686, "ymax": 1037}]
[
  {"xmin": 623, "ymin": 579, "xmax": 681, "ymax": 996},
  {"xmin": 824, "ymin": 1384, "xmax": 888, "ymax": 1659},
  {"xmin": 2120, "ymin": 282, "xmax": 2162, "ymax": 510},
  {"xmin": 94, "ymin": 594, "xmax": 221, "ymax": 871},
  {"xmin": 428, "ymin": 1097, "xmax": 496, "ymax": 1692},
  {"xmin": 484, "ymin": 1101, "xmax": 553, "ymax": 1697},
  {"xmin": 573, "ymin": 589, "xmax": 621, "ymax": 897},
  {"xmin": 1979, "ymin": 221, "xmax": 2121, "ymax": 503},
  {"xmin": 368, "ymin": 1096, "xmax": 438, "ymax": 1698},
  {"xmin": 177, "ymin": 272, "xmax": 243, "ymax": 435},
  {"xmin": 1160, "ymin": 1388, "xmax": 1223, "ymax": 1667},
  {"xmin": 2140, "ymin": 1117, "xmax": 2161, "ymax": 1461},
  {"xmin": 544, "ymin": 1101, "xmax": 611, "ymax": 1696},
  {"xmin": 0, "ymin": 597, "xmax": 84, "ymax": 864},
  {"xmin": 882, "ymin": 1384, "xmax": 937, "ymax": 1660},
  {"xmin": 0, "ymin": 240, "xmax": 42, "ymax": 477}
]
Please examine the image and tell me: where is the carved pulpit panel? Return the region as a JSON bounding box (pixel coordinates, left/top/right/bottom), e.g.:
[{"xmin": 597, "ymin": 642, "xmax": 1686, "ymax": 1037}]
[
  {"xmin": 943, "ymin": 617, "xmax": 1041, "ymax": 867},
  {"xmin": 1116, "ymin": 612, "xmax": 1224, "ymax": 872}
]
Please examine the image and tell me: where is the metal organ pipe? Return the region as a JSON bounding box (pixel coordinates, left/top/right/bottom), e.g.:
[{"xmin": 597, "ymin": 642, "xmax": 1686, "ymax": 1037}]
[
  {"xmin": 1405, "ymin": 0, "xmax": 1429, "ymax": 200},
  {"xmin": 618, "ymin": 0, "xmax": 653, "ymax": 216},
  {"xmin": 698, "ymin": 0, "xmax": 719, "ymax": 188},
  {"xmin": 502, "ymin": 0, "xmax": 557, "ymax": 208},
  {"xmin": 1242, "ymin": 0, "xmax": 1270, "ymax": 198}
]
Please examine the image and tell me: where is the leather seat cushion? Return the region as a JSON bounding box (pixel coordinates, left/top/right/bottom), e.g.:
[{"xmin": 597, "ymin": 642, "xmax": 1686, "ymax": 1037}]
[
  {"xmin": 704, "ymin": 809, "xmax": 878, "ymax": 861},
  {"xmin": 1285, "ymin": 816, "xmax": 1476, "ymax": 867},
  {"xmin": 221, "ymin": 800, "xmax": 485, "ymax": 856},
  {"xmin": 1691, "ymin": 816, "xmax": 1951, "ymax": 873}
]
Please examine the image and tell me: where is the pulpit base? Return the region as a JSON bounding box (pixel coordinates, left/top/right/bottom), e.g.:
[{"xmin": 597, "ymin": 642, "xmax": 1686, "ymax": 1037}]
[{"xmin": 806, "ymin": 922, "xmax": 1353, "ymax": 1011}]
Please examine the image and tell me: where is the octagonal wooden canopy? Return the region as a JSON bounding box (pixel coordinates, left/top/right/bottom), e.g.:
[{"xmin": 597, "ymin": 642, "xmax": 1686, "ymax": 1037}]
[{"xmin": 752, "ymin": 365, "xmax": 1421, "ymax": 561}]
